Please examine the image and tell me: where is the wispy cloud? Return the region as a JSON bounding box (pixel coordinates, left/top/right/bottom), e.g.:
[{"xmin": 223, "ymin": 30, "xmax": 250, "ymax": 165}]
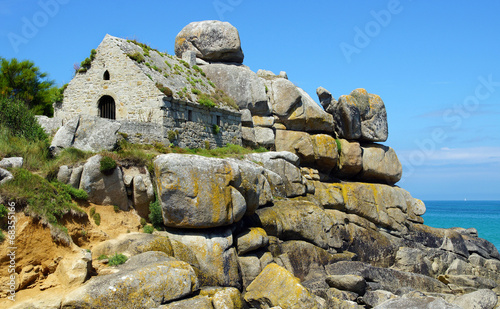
[{"xmin": 399, "ymin": 146, "xmax": 500, "ymax": 167}]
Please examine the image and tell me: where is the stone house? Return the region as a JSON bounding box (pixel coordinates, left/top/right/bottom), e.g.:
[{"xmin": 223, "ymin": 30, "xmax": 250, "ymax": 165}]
[{"xmin": 55, "ymin": 34, "xmax": 241, "ymax": 149}]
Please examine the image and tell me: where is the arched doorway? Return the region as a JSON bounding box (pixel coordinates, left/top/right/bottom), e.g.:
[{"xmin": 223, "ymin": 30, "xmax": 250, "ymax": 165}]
[
  {"xmin": 103, "ymin": 70, "xmax": 110, "ymax": 80},
  {"xmin": 98, "ymin": 95, "xmax": 116, "ymax": 120}
]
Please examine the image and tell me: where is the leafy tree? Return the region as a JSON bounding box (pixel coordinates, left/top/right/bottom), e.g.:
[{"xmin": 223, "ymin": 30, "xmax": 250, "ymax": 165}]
[{"xmin": 0, "ymin": 57, "xmax": 61, "ymax": 116}]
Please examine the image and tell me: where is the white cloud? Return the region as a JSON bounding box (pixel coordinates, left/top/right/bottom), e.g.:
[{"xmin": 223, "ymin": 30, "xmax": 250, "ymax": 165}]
[{"xmin": 398, "ymin": 146, "xmax": 500, "ymax": 167}]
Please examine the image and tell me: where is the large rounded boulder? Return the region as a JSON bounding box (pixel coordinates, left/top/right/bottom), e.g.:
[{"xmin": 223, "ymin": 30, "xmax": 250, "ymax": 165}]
[{"xmin": 175, "ymin": 20, "xmax": 244, "ymax": 63}]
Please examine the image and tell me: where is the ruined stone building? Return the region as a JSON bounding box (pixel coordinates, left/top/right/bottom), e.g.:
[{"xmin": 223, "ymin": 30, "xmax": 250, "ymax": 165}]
[{"xmin": 55, "ymin": 34, "xmax": 242, "ymax": 149}]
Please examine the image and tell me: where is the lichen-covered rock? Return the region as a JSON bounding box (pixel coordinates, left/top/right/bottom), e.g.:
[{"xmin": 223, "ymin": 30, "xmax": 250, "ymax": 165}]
[
  {"xmin": 79, "ymin": 155, "xmax": 129, "ymax": 210},
  {"xmin": 268, "ymin": 78, "xmax": 303, "ymax": 117},
  {"xmin": 255, "ymin": 200, "xmax": 343, "ymax": 251},
  {"xmin": 327, "ymin": 261, "xmax": 450, "ymax": 294},
  {"xmin": 161, "ymin": 228, "xmax": 241, "ymax": 289},
  {"xmin": 275, "ymin": 240, "xmax": 343, "ymax": 282},
  {"xmin": 331, "ymin": 94, "xmax": 362, "ymax": 140},
  {"xmin": 246, "ymin": 151, "xmax": 305, "ymax": 198},
  {"xmin": 236, "ymin": 227, "xmax": 269, "ymax": 255},
  {"xmin": 358, "ymin": 143, "xmax": 402, "ymax": 185},
  {"xmin": 203, "ymin": 63, "xmax": 269, "ymax": 115},
  {"xmin": 451, "ymin": 289, "xmax": 498, "ymax": 309},
  {"xmin": 50, "ymin": 116, "xmax": 80, "ymax": 154},
  {"xmin": 334, "ymin": 139, "xmax": 363, "ymax": 178},
  {"xmin": 175, "ymin": 20, "xmax": 244, "ymax": 63},
  {"xmin": 325, "ymin": 275, "xmax": 367, "ymax": 295},
  {"xmin": 154, "ymin": 154, "xmax": 244, "ymax": 228},
  {"xmin": 316, "ymin": 86, "xmax": 333, "ymax": 110},
  {"xmin": 212, "ymin": 287, "xmax": 245, "ymax": 309},
  {"xmin": 254, "ymin": 126, "xmax": 275, "ymax": 148},
  {"xmin": 311, "ymin": 134, "xmax": 338, "ymax": 172},
  {"xmin": 159, "ymin": 295, "xmax": 214, "ymax": 309},
  {"xmin": 61, "ymin": 252, "xmax": 199, "ymax": 309},
  {"xmin": 244, "ymin": 263, "xmax": 320, "ymax": 309},
  {"xmin": 350, "ymin": 88, "xmax": 388, "ymax": 142},
  {"xmin": 374, "ymin": 295, "xmax": 461, "ymax": 309},
  {"xmin": 35, "ymin": 115, "xmax": 62, "ymax": 134},
  {"xmin": 275, "ymin": 130, "xmax": 315, "ymax": 164},
  {"xmin": 311, "ymin": 181, "xmax": 344, "ymax": 209}
]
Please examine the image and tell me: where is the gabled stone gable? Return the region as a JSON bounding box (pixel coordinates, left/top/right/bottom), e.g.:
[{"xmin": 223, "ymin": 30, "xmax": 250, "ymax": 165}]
[{"xmin": 56, "ymin": 35, "xmax": 165, "ymax": 124}]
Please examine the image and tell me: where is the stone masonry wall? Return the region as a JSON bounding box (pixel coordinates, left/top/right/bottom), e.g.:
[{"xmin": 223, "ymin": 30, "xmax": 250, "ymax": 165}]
[
  {"xmin": 164, "ymin": 99, "xmax": 241, "ymax": 149},
  {"xmin": 55, "ymin": 35, "xmax": 165, "ymax": 124}
]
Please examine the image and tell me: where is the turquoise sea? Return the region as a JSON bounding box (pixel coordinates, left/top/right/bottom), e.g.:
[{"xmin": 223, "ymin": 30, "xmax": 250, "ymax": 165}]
[{"xmin": 422, "ymin": 200, "xmax": 500, "ymax": 251}]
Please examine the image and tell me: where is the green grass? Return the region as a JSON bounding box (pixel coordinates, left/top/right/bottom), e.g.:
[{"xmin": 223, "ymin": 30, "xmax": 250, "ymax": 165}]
[
  {"xmin": 98, "ymin": 254, "xmax": 108, "ymax": 260},
  {"xmin": 148, "ymin": 199, "xmax": 163, "ymax": 229},
  {"xmin": 108, "ymin": 253, "xmax": 128, "ymax": 266},
  {"xmin": 0, "ymin": 169, "xmax": 84, "ymax": 226},
  {"xmin": 93, "ymin": 212, "xmax": 101, "ymax": 226}
]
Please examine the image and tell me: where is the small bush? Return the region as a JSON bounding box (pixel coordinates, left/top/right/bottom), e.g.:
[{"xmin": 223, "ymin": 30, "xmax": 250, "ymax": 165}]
[
  {"xmin": 57, "ymin": 182, "xmax": 88, "ymax": 201},
  {"xmin": 98, "ymin": 254, "xmax": 108, "ymax": 260},
  {"xmin": 212, "ymin": 124, "xmax": 220, "ymax": 135},
  {"xmin": 143, "ymin": 225, "xmax": 154, "ymax": 234},
  {"xmin": 192, "ymin": 88, "xmax": 201, "ymax": 95},
  {"xmin": 127, "ymin": 52, "xmax": 145, "ymax": 63},
  {"xmin": 180, "ymin": 59, "xmax": 190, "ymax": 68},
  {"xmin": 204, "ymin": 140, "xmax": 210, "ymax": 150},
  {"xmin": 108, "ymin": 253, "xmax": 127, "ymax": 266},
  {"xmin": 113, "ymin": 205, "xmax": 120, "ymax": 213},
  {"xmin": 156, "ymin": 83, "xmax": 173, "ymax": 97},
  {"xmin": 0, "ymin": 204, "xmax": 8, "ymax": 219},
  {"xmin": 140, "ymin": 218, "xmax": 147, "ymax": 226},
  {"xmin": 198, "ymin": 94, "xmax": 215, "ymax": 108},
  {"xmin": 167, "ymin": 130, "xmax": 178, "ymax": 142},
  {"xmin": 89, "ymin": 207, "xmax": 96, "ymax": 217},
  {"xmin": 208, "ymin": 81, "xmax": 215, "ymax": 88},
  {"xmin": 0, "ymin": 97, "xmax": 48, "ymax": 142},
  {"xmin": 93, "ymin": 212, "xmax": 101, "ymax": 226},
  {"xmin": 99, "ymin": 156, "xmax": 117, "ymax": 174},
  {"xmin": 148, "ymin": 200, "xmax": 163, "ymax": 229}
]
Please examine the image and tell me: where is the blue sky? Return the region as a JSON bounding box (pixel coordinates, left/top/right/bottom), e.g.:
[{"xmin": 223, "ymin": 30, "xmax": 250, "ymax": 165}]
[{"xmin": 1, "ymin": 0, "xmax": 499, "ymax": 200}]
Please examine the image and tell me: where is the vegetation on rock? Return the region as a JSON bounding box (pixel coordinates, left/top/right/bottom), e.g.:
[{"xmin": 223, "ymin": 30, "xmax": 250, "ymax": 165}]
[
  {"xmin": 108, "ymin": 253, "xmax": 128, "ymax": 266},
  {"xmin": 99, "ymin": 156, "xmax": 117, "ymax": 174}
]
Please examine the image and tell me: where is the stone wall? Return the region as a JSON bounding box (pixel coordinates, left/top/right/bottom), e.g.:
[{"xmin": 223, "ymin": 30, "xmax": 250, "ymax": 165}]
[
  {"xmin": 55, "ymin": 35, "xmax": 165, "ymax": 124},
  {"xmin": 164, "ymin": 99, "xmax": 241, "ymax": 149},
  {"xmin": 117, "ymin": 120, "xmax": 165, "ymax": 145}
]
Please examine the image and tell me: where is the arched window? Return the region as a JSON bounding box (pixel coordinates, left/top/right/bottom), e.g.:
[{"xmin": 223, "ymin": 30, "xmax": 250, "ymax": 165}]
[
  {"xmin": 103, "ymin": 70, "xmax": 110, "ymax": 80},
  {"xmin": 98, "ymin": 95, "xmax": 115, "ymax": 120}
]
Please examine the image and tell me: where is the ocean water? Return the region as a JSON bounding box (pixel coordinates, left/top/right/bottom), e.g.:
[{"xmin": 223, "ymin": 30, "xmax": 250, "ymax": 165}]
[{"xmin": 422, "ymin": 200, "xmax": 500, "ymax": 251}]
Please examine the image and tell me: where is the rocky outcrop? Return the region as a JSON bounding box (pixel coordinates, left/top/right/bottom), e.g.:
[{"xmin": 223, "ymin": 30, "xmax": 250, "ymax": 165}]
[
  {"xmin": 61, "ymin": 252, "xmax": 199, "ymax": 309},
  {"xmin": 244, "ymin": 263, "xmax": 320, "ymax": 309},
  {"xmin": 0, "ymin": 167, "xmax": 13, "ymax": 185},
  {"xmin": 358, "ymin": 143, "xmax": 402, "ymax": 185},
  {"xmin": 175, "ymin": 20, "xmax": 244, "ymax": 63},
  {"xmin": 79, "ymin": 155, "xmax": 129, "ymax": 210},
  {"xmin": 202, "ymin": 63, "xmax": 269, "ymax": 115},
  {"xmin": 50, "ymin": 115, "xmax": 121, "ymax": 154},
  {"xmin": 327, "ymin": 88, "xmax": 388, "ymax": 142}
]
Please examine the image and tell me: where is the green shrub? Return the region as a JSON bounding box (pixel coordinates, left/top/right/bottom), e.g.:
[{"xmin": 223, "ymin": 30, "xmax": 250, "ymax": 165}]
[
  {"xmin": 155, "ymin": 83, "xmax": 172, "ymax": 97},
  {"xmin": 61, "ymin": 183, "xmax": 88, "ymax": 201},
  {"xmin": 198, "ymin": 94, "xmax": 215, "ymax": 108},
  {"xmin": 99, "ymin": 156, "xmax": 117, "ymax": 174},
  {"xmin": 164, "ymin": 60, "xmax": 172, "ymax": 68},
  {"xmin": 143, "ymin": 225, "xmax": 154, "ymax": 234},
  {"xmin": 167, "ymin": 130, "xmax": 178, "ymax": 142},
  {"xmin": 93, "ymin": 212, "xmax": 101, "ymax": 226},
  {"xmin": 98, "ymin": 254, "xmax": 108, "ymax": 260},
  {"xmin": 180, "ymin": 59, "xmax": 190, "ymax": 68},
  {"xmin": 204, "ymin": 140, "xmax": 210, "ymax": 150},
  {"xmin": 148, "ymin": 200, "xmax": 163, "ymax": 229},
  {"xmin": 0, "ymin": 97, "xmax": 48, "ymax": 142},
  {"xmin": 108, "ymin": 253, "xmax": 127, "ymax": 266},
  {"xmin": 140, "ymin": 218, "xmax": 147, "ymax": 226},
  {"xmin": 113, "ymin": 205, "xmax": 120, "ymax": 213},
  {"xmin": 192, "ymin": 88, "xmax": 201, "ymax": 95},
  {"xmin": 208, "ymin": 81, "xmax": 215, "ymax": 88},
  {"xmin": 212, "ymin": 124, "xmax": 220, "ymax": 135},
  {"xmin": 0, "ymin": 204, "xmax": 7, "ymax": 219},
  {"xmin": 89, "ymin": 206, "xmax": 96, "ymax": 217},
  {"xmin": 127, "ymin": 52, "xmax": 144, "ymax": 63}
]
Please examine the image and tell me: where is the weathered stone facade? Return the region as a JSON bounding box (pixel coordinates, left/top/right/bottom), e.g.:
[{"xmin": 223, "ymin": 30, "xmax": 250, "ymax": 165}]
[
  {"xmin": 164, "ymin": 99, "xmax": 241, "ymax": 149},
  {"xmin": 55, "ymin": 34, "xmax": 241, "ymax": 149}
]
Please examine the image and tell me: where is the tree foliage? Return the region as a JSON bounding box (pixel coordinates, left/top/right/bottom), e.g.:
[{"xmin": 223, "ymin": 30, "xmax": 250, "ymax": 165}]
[{"xmin": 0, "ymin": 57, "xmax": 62, "ymax": 116}]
